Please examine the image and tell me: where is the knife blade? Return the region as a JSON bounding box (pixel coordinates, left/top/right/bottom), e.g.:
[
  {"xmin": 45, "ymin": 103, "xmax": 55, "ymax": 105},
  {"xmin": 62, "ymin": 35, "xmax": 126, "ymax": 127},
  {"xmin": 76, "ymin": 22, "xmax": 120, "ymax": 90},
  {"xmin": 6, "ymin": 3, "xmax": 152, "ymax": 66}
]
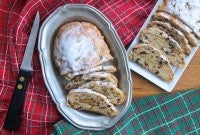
[{"xmin": 4, "ymin": 12, "xmax": 40, "ymax": 131}]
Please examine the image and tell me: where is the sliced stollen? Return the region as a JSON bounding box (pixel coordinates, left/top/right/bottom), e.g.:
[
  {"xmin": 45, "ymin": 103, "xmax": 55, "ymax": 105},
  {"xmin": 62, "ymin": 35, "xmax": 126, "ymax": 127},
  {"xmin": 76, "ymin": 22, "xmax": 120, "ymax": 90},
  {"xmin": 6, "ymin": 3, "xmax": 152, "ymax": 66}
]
[
  {"xmin": 152, "ymin": 12, "xmax": 199, "ymax": 47},
  {"xmin": 78, "ymin": 81, "xmax": 125, "ymax": 105},
  {"xmin": 66, "ymin": 89, "xmax": 118, "ymax": 117},
  {"xmin": 65, "ymin": 71, "xmax": 118, "ymax": 90},
  {"xmin": 65, "ymin": 65, "xmax": 117, "ymax": 79},
  {"xmin": 129, "ymin": 44, "xmax": 174, "ymax": 82},
  {"xmin": 148, "ymin": 21, "xmax": 191, "ymax": 55},
  {"xmin": 157, "ymin": 0, "xmax": 200, "ymax": 39},
  {"xmin": 140, "ymin": 27, "xmax": 186, "ymax": 67}
]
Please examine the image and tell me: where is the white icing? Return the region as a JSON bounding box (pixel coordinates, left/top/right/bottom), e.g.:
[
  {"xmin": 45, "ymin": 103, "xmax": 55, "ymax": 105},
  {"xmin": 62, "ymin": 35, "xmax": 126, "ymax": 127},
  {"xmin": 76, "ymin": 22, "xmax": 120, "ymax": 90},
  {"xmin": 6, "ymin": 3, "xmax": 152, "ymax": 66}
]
[
  {"xmin": 164, "ymin": 0, "xmax": 200, "ymax": 35},
  {"xmin": 68, "ymin": 89, "xmax": 117, "ymax": 111}
]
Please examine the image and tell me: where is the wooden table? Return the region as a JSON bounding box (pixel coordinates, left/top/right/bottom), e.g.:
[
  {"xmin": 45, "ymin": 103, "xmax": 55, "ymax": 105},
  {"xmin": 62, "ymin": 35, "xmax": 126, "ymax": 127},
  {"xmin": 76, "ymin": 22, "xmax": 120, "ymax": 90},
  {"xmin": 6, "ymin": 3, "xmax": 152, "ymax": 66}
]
[{"xmin": 132, "ymin": 48, "xmax": 200, "ymax": 98}]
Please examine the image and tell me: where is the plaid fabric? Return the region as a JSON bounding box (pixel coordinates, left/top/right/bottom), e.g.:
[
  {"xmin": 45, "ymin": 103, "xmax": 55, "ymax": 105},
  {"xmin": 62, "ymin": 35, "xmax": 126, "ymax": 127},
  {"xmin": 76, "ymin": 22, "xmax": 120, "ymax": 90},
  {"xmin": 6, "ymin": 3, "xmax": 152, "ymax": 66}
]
[
  {"xmin": 0, "ymin": 0, "xmax": 157, "ymax": 134},
  {"xmin": 52, "ymin": 88, "xmax": 200, "ymax": 135}
]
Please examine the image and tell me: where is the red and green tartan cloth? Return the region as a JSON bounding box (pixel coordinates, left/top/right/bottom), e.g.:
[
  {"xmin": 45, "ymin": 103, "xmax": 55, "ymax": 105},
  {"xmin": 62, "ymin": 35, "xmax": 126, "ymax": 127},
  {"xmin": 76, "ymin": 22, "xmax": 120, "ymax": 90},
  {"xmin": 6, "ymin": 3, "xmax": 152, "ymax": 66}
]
[
  {"xmin": 52, "ymin": 89, "xmax": 200, "ymax": 135},
  {"xmin": 0, "ymin": 0, "xmax": 199, "ymax": 134}
]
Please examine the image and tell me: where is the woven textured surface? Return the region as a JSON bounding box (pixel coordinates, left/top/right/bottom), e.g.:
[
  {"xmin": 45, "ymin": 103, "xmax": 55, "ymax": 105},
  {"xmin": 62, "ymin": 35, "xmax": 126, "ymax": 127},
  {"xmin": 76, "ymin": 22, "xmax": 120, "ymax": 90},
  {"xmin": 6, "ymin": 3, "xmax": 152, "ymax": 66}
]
[
  {"xmin": 53, "ymin": 89, "xmax": 200, "ymax": 135},
  {"xmin": 0, "ymin": 0, "xmax": 156, "ymax": 134}
]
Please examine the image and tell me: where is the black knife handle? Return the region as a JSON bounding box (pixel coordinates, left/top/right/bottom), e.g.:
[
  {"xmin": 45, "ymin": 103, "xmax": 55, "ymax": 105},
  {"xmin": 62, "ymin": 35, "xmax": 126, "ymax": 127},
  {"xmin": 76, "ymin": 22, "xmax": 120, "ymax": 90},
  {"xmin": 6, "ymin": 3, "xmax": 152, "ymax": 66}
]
[{"xmin": 4, "ymin": 69, "xmax": 33, "ymax": 131}]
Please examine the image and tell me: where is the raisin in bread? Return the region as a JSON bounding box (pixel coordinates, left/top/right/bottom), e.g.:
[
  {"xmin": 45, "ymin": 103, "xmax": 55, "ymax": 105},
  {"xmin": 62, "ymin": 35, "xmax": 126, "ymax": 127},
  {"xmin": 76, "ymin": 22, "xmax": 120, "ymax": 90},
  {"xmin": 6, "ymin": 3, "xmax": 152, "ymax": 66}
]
[
  {"xmin": 157, "ymin": 0, "xmax": 200, "ymax": 39},
  {"xmin": 65, "ymin": 70, "xmax": 118, "ymax": 90},
  {"xmin": 66, "ymin": 89, "xmax": 118, "ymax": 117},
  {"xmin": 53, "ymin": 22, "xmax": 114, "ymax": 75},
  {"xmin": 129, "ymin": 44, "xmax": 174, "ymax": 82},
  {"xmin": 140, "ymin": 27, "xmax": 185, "ymax": 67},
  {"xmin": 152, "ymin": 12, "xmax": 199, "ymax": 47},
  {"xmin": 148, "ymin": 21, "xmax": 191, "ymax": 55},
  {"xmin": 78, "ymin": 81, "xmax": 125, "ymax": 105}
]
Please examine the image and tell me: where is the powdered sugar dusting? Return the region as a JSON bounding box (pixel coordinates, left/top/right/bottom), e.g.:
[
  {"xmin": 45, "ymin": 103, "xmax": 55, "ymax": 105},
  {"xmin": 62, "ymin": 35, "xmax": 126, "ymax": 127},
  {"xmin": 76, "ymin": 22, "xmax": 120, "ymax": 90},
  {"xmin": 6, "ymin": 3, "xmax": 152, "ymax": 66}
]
[
  {"xmin": 54, "ymin": 31, "xmax": 101, "ymax": 74},
  {"xmin": 164, "ymin": 0, "xmax": 200, "ymax": 35},
  {"xmin": 54, "ymin": 22, "xmax": 114, "ymax": 75}
]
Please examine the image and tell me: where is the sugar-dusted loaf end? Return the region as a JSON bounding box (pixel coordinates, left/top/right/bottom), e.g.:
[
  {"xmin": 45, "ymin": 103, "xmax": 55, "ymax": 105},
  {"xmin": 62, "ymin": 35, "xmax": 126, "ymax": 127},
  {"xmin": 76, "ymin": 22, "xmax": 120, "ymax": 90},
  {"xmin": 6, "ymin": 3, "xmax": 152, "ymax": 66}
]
[
  {"xmin": 157, "ymin": 0, "xmax": 200, "ymax": 39},
  {"xmin": 53, "ymin": 22, "xmax": 114, "ymax": 76}
]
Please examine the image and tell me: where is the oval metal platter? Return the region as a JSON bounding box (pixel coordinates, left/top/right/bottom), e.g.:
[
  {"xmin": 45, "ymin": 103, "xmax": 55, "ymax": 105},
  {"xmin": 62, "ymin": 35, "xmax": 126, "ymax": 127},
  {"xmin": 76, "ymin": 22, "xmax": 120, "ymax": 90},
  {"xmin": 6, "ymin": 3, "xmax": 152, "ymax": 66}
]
[{"xmin": 38, "ymin": 4, "xmax": 132, "ymax": 130}]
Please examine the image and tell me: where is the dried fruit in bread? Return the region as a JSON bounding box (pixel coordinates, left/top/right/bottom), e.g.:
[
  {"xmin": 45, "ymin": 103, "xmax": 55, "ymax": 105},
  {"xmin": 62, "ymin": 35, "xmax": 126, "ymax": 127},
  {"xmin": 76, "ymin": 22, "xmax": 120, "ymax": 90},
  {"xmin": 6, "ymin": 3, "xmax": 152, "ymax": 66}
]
[
  {"xmin": 129, "ymin": 44, "xmax": 174, "ymax": 82},
  {"xmin": 140, "ymin": 27, "xmax": 185, "ymax": 67},
  {"xmin": 148, "ymin": 21, "xmax": 191, "ymax": 55}
]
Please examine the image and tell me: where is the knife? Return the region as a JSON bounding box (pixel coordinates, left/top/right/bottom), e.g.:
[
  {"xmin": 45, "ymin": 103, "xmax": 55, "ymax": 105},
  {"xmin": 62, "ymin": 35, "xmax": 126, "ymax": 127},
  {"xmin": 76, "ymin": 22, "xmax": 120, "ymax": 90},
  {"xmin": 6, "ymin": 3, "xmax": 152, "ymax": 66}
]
[{"xmin": 4, "ymin": 12, "xmax": 40, "ymax": 131}]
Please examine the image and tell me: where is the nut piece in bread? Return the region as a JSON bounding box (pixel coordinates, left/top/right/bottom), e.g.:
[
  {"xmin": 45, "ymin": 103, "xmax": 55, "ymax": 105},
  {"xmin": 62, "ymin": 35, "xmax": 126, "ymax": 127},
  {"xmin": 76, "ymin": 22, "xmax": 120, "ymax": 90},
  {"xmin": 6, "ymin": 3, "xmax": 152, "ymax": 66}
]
[
  {"xmin": 67, "ymin": 89, "xmax": 118, "ymax": 117},
  {"xmin": 140, "ymin": 27, "xmax": 185, "ymax": 67},
  {"xmin": 129, "ymin": 44, "xmax": 174, "ymax": 82},
  {"xmin": 78, "ymin": 81, "xmax": 125, "ymax": 105}
]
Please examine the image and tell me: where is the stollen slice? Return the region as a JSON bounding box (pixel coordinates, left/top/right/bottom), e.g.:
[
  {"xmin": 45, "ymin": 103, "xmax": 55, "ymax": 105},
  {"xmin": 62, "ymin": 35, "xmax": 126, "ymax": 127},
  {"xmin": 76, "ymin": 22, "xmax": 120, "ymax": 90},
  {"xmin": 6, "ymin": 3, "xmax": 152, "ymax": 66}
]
[
  {"xmin": 78, "ymin": 81, "xmax": 125, "ymax": 105},
  {"xmin": 140, "ymin": 27, "xmax": 186, "ymax": 67},
  {"xmin": 65, "ymin": 65, "xmax": 117, "ymax": 80},
  {"xmin": 148, "ymin": 21, "xmax": 191, "ymax": 55},
  {"xmin": 129, "ymin": 44, "xmax": 174, "ymax": 82},
  {"xmin": 65, "ymin": 71, "xmax": 118, "ymax": 90},
  {"xmin": 66, "ymin": 88, "xmax": 118, "ymax": 117}
]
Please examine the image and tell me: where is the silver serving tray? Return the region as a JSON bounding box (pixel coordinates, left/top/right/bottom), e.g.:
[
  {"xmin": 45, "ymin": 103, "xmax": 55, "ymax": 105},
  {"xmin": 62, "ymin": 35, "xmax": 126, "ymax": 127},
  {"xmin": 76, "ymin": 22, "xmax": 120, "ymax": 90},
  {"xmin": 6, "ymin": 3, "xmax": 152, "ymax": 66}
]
[{"xmin": 38, "ymin": 4, "xmax": 132, "ymax": 130}]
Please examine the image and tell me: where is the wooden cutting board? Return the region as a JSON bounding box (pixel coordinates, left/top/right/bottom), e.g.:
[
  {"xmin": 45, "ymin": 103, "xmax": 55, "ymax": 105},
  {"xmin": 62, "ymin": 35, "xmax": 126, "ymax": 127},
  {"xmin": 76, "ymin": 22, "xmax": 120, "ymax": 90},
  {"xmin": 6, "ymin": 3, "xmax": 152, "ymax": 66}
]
[{"xmin": 132, "ymin": 48, "xmax": 200, "ymax": 98}]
